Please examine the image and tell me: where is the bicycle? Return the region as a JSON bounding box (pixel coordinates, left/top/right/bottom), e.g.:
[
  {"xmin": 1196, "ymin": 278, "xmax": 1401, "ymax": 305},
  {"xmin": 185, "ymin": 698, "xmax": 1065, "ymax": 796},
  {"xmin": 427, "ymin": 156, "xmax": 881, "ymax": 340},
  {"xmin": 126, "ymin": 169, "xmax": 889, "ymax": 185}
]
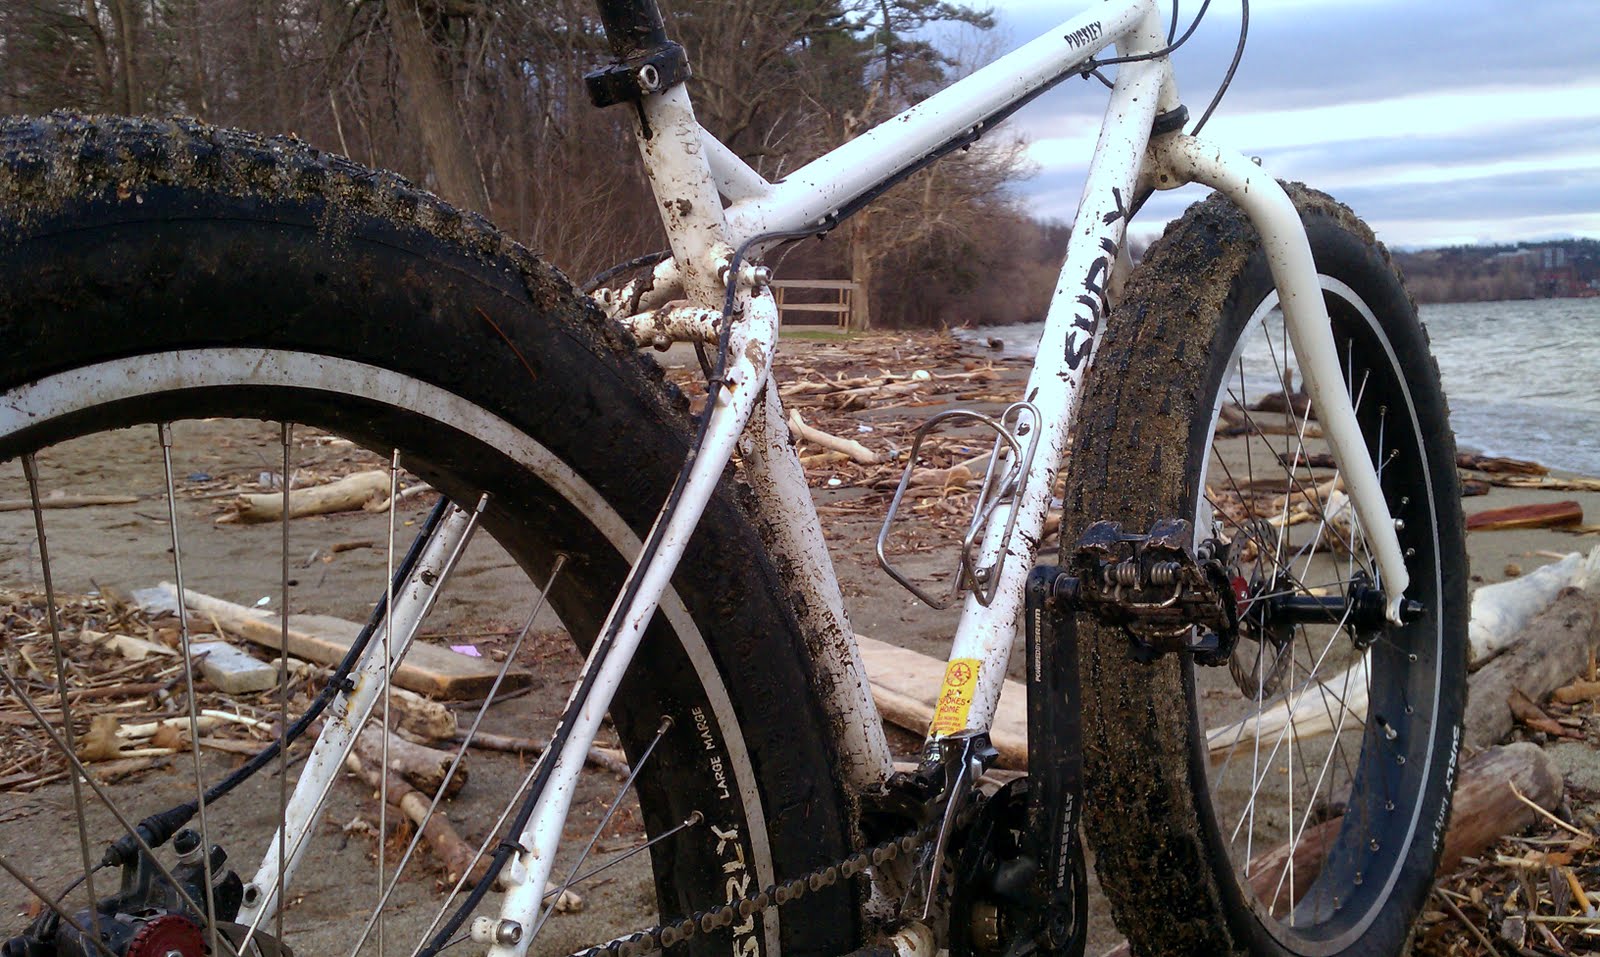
[{"xmin": 0, "ymin": 0, "xmax": 1468, "ymax": 954}]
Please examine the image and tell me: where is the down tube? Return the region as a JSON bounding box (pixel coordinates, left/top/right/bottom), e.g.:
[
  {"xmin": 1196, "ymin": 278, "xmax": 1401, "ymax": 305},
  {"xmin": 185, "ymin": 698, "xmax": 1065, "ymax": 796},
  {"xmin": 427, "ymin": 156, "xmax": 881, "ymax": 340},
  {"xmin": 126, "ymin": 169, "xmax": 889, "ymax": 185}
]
[{"xmin": 937, "ymin": 61, "xmax": 1164, "ymax": 738}]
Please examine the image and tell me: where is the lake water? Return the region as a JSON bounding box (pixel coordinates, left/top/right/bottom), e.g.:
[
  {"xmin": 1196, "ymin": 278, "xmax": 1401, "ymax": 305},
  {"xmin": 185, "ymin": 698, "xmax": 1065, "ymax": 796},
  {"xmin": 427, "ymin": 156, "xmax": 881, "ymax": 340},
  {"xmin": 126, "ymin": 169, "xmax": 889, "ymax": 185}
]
[{"xmin": 958, "ymin": 298, "xmax": 1600, "ymax": 478}]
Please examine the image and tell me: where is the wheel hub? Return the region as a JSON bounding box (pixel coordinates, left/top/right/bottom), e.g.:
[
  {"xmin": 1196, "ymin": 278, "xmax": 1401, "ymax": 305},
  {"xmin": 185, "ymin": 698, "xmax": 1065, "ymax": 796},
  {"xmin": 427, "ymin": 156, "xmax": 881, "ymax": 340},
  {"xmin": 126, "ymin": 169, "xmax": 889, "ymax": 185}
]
[{"xmin": 124, "ymin": 915, "xmax": 204, "ymax": 957}]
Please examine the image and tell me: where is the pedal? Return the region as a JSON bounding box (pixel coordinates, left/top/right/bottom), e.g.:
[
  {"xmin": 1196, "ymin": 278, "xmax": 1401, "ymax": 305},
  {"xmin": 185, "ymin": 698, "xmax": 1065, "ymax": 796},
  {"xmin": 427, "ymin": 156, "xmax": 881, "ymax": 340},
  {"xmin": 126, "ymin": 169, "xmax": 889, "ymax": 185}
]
[
  {"xmin": 1070, "ymin": 519, "xmax": 1242, "ymax": 664},
  {"xmin": 876, "ymin": 402, "xmax": 1042, "ymax": 609}
]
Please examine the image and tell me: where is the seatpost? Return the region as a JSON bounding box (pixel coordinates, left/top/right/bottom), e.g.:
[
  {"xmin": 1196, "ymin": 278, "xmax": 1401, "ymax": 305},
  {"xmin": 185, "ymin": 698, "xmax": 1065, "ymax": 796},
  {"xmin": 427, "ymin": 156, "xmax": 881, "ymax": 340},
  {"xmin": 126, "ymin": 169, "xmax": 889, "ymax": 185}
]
[
  {"xmin": 593, "ymin": 0, "xmax": 670, "ymax": 59},
  {"xmin": 586, "ymin": 0, "xmax": 692, "ymax": 109}
]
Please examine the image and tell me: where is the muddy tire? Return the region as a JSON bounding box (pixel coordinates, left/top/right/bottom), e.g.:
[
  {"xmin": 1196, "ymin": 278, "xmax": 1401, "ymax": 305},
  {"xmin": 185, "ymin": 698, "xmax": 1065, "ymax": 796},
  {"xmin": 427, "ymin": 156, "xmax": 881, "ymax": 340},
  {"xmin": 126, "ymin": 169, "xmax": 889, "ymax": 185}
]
[
  {"xmin": 1065, "ymin": 185, "xmax": 1467, "ymax": 956},
  {"xmin": 0, "ymin": 114, "xmax": 857, "ymax": 956}
]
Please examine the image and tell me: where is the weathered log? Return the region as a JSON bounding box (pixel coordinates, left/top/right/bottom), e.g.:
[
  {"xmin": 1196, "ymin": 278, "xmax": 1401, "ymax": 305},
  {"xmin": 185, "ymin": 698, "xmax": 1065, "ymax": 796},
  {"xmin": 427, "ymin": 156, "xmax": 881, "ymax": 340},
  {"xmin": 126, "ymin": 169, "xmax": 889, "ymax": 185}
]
[
  {"xmin": 1553, "ymin": 679, "xmax": 1600, "ymax": 704},
  {"xmin": 1248, "ymin": 388, "xmax": 1313, "ymax": 419},
  {"xmin": 456, "ymin": 730, "xmax": 631, "ymax": 779},
  {"xmin": 380, "ymin": 686, "xmax": 457, "ymax": 742},
  {"xmin": 1464, "ymin": 588, "xmax": 1600, "ymax": 749},
  {"xmin": 1472, "ymin": 550, "xmax": 1600, "ymax": 664},
  {"xmin": 355, "ymin": 725, "xmax": 466, "ymax": 797},
  {"xmin": 1467, "ymin": 500, "xmax": 1583, "ymax": 531},
  {"xmin": 787, "ymin": 410, "xmax": 880, "ymax": 465},
  {"xmin": 1457, "ymin": 453, "xmax": 1549, "ymax": 475},
  {"xmin": 1490, "ymin": 474, "xmax": 1600, "ymax": 492},
  {"xmin": 1098, "ymin": 743, "xmax": 1564, "ymax": 957},
  {"xmin": 221, "ymin": 470, "xmax": 391, "ymax": 524}
]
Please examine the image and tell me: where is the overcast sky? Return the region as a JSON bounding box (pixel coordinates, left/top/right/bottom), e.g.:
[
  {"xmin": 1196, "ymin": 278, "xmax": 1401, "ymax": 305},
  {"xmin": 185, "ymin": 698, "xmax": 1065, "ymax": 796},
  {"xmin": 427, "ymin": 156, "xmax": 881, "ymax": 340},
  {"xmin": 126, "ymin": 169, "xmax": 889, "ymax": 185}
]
[{"xmin": 974, "ymin": 0, "xmax": 1600, "ymax": 249}]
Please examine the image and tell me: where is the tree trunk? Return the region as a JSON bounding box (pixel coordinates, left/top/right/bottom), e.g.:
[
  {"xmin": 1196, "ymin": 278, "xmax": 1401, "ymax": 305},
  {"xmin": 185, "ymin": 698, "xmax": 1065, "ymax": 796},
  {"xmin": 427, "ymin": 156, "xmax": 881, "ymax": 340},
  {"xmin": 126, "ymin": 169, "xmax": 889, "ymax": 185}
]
[
  {"xmin": 104, "ymin": 0, "xmax": 142, "ymax": 113},
  {"xmin": 78, "ymin": 0, "xmax": 118, "ymax": 110},
  {"xmin": 848, "ymin": 218, "xmax": 872, "ymax": 331},
  {"xmin": 383, "ymin": 0, "xmax": 490, "ymax": 214}
]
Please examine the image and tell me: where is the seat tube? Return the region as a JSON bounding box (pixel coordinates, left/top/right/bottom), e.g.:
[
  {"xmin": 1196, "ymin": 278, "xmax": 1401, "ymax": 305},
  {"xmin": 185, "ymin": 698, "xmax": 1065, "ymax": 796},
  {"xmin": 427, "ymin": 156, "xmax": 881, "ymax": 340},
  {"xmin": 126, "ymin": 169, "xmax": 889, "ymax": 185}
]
[{"xmin": 592, "ymin": 0, "xmax": 730, "ymax": 306}]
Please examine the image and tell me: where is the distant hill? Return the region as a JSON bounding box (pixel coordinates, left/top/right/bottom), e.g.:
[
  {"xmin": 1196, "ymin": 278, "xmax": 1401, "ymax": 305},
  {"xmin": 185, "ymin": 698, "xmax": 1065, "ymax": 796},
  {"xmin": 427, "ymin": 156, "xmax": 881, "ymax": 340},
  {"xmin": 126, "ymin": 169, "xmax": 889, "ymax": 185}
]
[{"xmin": 1390, "ymin": 239, "xmax": 1600, "ymax": 304}]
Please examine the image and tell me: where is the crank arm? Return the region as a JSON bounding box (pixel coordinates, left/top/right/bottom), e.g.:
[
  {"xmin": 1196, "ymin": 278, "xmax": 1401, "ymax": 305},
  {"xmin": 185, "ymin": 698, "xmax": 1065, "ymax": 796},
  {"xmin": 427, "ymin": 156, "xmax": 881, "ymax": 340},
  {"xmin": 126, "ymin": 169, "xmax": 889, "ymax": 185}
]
[{"xmin": 1024, "ymin": 566, "xmax": 1087, "ymax": 956}]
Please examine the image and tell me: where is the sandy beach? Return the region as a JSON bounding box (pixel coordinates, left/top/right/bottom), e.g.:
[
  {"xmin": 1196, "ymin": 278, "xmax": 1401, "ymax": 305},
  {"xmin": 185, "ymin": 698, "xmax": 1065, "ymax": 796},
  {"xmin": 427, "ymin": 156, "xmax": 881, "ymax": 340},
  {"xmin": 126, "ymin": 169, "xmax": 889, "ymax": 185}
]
[{"xmin": 2, "ymin": 331, "xmax": 1598, "ymax": 954}]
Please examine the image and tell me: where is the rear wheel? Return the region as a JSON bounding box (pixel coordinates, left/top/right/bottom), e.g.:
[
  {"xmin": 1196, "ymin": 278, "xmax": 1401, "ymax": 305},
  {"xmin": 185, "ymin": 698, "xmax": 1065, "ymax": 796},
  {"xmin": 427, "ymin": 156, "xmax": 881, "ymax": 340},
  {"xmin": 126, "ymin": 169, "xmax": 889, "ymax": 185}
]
[
  {"xmin": 0, "ymin": 115, "xmax": 857, "ymax": 957},
  {"xmin": 1067, "ymin": 186, "xmax": 1467, "ymax": 956}
]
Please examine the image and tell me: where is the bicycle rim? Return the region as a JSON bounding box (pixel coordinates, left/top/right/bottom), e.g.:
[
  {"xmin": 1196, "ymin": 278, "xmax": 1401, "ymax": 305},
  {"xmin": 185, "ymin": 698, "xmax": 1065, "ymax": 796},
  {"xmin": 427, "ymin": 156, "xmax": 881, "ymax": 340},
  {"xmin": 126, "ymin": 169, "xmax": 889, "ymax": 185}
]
[
  {"xmin": 1194, "ymin": 276, "xmax": 1456, "ymax": 951},
  {"xmin": 0, "ymin": 350, "xmax": 786, "ymax": 957}
]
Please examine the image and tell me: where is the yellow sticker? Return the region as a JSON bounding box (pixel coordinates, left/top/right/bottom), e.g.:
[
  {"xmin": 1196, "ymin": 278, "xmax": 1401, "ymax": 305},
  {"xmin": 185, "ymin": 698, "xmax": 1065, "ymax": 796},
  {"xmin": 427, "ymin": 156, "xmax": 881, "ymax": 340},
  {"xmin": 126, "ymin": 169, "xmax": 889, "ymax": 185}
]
[{"xmin": 928, "ymin": 658, "xmax": 981, "ymax": 737}]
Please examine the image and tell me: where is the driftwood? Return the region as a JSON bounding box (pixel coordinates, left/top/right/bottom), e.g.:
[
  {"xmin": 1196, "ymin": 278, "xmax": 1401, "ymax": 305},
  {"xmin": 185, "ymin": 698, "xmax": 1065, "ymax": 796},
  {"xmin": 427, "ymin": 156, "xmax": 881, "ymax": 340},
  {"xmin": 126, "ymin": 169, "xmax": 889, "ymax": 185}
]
[
  {"xmin": 1467, "ymin": 500, "xmax": 1584, "ymax": 531},
  {"xmin": 159, "ymin": 584, "xmax": 533, "ymax": 700},
  {"xmin": 221, "ymin": 470, "xmax": 391, "ymax": 524},
  {"xmin": 455, "ymin": 730, "xmax": 631, "ymax": 779},
  {"xmin": 1249, "ymin": 387, "xmax": 1313, "ymax": 419},
  {"xmin": 1472, "ymin": 550, "xmax": 1600, "ymax": 664},
  {"xmin": 1457, "ymin": 453, "xmax": 1549, "ymax": 476},
  {"xmin": 1490, "ymin": 474, "xmax": 1600, "ymax": 492},
  {"xmin": 0, "ymin": 495, "xmax": 139, "ymax": 512},
  {"xmin": 788, "ymin": 410, "xmax": 880, "ymax": 465},
  {"xmin": 341, "ymin": 751, "xmax": 580, "ymax": 913},
  {"xmin": 379, "ymin": 686, "xmax": 457, "ymax": 742},
  {"xmin": 355, "ymin": 726, "xmax": 466, "ymax": 797},
  {"xmin": 1464, "ymin": 588, "xmax": 1600, "ymax": 749},
  {"xmin": 275, "ymin": 657, "xmax": 458, "ymax": 742},
  {"xmin": 1099, "ymin": 743, "xmax": 1564, "ymax": 957},
  {"xmin": 344, "ymin": 749, "xmax": 479, "ymax": 883}
]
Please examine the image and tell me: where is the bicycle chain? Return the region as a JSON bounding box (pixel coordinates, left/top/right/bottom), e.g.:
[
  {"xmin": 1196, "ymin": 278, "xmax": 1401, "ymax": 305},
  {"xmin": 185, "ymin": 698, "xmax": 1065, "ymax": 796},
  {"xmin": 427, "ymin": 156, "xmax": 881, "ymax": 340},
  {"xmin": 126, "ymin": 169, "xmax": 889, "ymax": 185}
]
[{"xmin": 566, "ymin": 802, "xmax": 973, "ymax": 957}]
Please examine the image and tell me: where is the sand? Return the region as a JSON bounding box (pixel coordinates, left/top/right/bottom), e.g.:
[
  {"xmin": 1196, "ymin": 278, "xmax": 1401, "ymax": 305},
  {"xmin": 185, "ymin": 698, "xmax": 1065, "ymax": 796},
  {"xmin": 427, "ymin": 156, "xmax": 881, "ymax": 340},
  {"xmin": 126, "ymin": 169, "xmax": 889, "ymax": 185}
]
[{"xmin": 2, "ymin": 333, "xmax": 1597, "ymax": 956}]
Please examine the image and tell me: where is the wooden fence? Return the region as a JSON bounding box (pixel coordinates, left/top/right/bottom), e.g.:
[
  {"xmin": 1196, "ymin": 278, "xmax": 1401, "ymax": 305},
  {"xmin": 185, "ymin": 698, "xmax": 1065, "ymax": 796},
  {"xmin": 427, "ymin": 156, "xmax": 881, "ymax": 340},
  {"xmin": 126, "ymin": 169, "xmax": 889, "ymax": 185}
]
[{"xmin": 771, "ymin": 279, "xmax": 859, "ymax": 329}]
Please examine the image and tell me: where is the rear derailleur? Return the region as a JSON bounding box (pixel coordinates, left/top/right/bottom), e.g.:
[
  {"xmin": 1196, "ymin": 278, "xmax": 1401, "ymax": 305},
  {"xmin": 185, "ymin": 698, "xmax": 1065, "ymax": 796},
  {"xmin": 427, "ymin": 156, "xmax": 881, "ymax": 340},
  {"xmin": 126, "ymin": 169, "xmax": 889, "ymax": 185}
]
[{"xmin": 3, "ymin": 830, "xmax": 256, "ymax": 957}]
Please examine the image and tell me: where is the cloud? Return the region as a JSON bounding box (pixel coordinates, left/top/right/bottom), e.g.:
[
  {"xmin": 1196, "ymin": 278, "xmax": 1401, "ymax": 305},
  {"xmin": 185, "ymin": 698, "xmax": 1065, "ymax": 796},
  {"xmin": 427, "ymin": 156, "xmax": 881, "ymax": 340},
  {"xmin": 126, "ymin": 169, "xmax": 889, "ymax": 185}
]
[{"xmin": 976, "ymin": 0, "xmax": 1600, "ymax": 246}]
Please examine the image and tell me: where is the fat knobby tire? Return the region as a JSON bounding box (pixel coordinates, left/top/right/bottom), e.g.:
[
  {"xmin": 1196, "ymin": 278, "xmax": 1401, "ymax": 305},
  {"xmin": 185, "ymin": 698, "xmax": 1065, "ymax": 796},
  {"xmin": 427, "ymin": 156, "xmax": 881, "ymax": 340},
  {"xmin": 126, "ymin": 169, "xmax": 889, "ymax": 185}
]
[{"xmin": 0, "ymin": 113, "xmax": 858, "ymax": 956}]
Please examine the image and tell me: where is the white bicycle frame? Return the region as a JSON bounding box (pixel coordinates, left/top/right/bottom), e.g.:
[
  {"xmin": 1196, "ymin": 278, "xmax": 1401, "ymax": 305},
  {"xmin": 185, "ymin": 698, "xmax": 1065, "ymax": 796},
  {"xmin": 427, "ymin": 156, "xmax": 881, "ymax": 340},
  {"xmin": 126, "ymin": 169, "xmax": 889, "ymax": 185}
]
[{"xmin": 242, "ymin": 1, "xmax": 1415, "ymax": 952}]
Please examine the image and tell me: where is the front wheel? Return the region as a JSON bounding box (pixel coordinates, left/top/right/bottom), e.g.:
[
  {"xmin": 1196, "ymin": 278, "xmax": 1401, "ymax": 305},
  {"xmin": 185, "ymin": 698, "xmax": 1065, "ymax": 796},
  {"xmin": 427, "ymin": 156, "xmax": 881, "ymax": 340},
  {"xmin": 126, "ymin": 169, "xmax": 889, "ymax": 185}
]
[{"xmin": 1067, "ymin": 185, "xmax": 1467, "ymax": 956}]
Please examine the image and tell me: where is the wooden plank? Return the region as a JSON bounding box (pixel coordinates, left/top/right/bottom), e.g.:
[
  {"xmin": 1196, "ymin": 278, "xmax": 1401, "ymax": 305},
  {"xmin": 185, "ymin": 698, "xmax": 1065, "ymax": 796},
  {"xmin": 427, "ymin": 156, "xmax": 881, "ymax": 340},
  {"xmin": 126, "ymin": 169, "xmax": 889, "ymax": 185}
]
[
  {"xmin": 161, "ymin": 584, "xmax": 532, "ymax": 700},
  {"xmin": 1466, "ymin": 500, "xmax": 1583, "ymax": 531},
  {"xmin": 776, "ymin": 302, "xmax": 850, "ymax": 313},
  {"xmin": 769, "ymin": 279, "xmax": 859, "ymax": 290},
  {"xmin": 855, "ymin": 635, "xmax": 1028, "ymax": 769}
]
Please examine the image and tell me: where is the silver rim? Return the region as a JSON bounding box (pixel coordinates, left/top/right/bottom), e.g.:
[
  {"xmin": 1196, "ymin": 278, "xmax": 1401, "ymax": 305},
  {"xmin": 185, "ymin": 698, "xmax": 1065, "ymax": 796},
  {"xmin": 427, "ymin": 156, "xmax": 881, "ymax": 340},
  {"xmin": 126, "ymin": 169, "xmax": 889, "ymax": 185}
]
[
  {"xmin": 0, "ymin": 349, "xmax": 780, "ymax": 957},
  {"xmin": 1194, "ymin": 278, "xmax": 1445, "ymax": 951}
]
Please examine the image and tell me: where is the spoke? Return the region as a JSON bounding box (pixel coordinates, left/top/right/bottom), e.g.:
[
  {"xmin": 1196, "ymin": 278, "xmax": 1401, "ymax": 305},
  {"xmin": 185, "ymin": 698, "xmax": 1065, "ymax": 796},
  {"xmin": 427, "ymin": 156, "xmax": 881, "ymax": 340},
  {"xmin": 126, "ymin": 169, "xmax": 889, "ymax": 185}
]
[
  {"xmin": 553, "ymin": 810, "xmax": 704, "ymax": 896},
  {"xmin": 379, "ymin": 450, "xmax": 400, "ymax": 957},
  {"xmin": 529, "ymin": 715, "xmax": 676, "ymax": 943},
  {"xmin": 1230, "ymin": 618, "xmax": 1362, "ymax": 844},
  {"xmin": 159, "ymin": 423, "xmax": 222, "ymax": 957},
  {"xmin": 409, "ymin": 755, "xmax": 552, "ymax": 957},
  {"xmin": 347, "ymin": 545, "xmax": 555, "ymax": 957},
  {"xmin": 1273, "ymin": 648, "xmax": 1362, "ymax": 913},
  {"xmin": 0, "ymin": 851, "xmax": 119, "ymax": 957},
  {"xmin": 20, "ymin": 454, "xmax": 103, "ymax": 947},
  {"xmin": 236, "ymin": 501, "xmax": 485, "ymax": 957},
  {"xmin": 276, "ymin": 424, "xmax": 293, "ymax": 951}
]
